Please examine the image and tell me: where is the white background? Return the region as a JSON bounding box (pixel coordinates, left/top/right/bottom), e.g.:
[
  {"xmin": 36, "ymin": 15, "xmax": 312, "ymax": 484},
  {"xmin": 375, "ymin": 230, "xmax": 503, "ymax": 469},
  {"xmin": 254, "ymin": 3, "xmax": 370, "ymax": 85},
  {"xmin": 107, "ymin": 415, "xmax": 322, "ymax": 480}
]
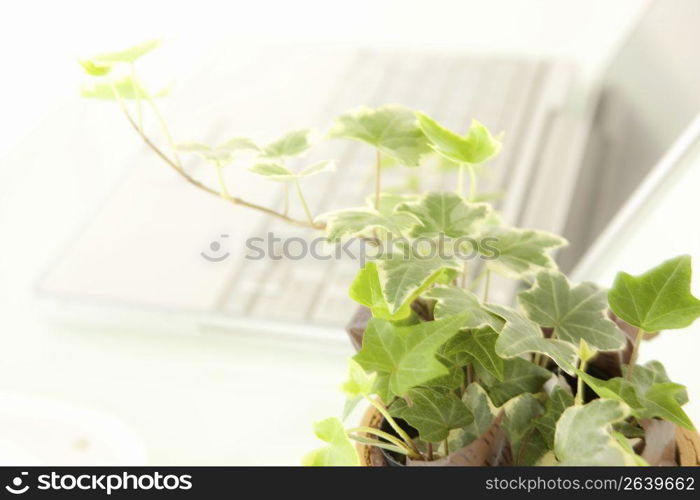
[{"xmin": 2, "ymin": 0, "xmax": 682, "ymax": 466}]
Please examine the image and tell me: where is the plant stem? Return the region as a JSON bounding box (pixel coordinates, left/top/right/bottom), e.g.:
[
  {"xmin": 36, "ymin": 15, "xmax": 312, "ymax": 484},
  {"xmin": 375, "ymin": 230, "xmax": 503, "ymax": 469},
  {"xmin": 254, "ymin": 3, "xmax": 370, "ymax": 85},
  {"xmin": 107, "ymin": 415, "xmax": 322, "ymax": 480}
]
[
  {"xmin": 626, "ymin": 328, "xmax": 645, "ymax": 380},
  {"xmin": 129, "ymin": 63, "xmax": 143, "ymax": 132},
  {"xmin": 346, "ymin": 426, "xmax": 412, "ymax": 453},
  {"xmin": 467, "ymin": 163, "xmax": 477, "ymax": 201},
  {"xmin": 294, "ymin": 179, "xmax": 315, "ymax": 226},
  {"xmin": 483, "ymin": 269, "xmax": 491, "ymax": 302},
  {"xmin": 347, "ymin": 435, "xmax": 407, "ymax": 455},
  {"xmin": 364, "ymin": 396, "xmax": 422, "ymax": 459},
  {"xmin": 466, "ymin": 364, "xmax": 474, "ymax": 386},
  {"xmin": 533, "ymin": 352, "xmax": 542, "ymax": 366},
  {"xmin": 457, "ymin": 164, "xmax": 465, "ymax": 197},
  {"xmin": 144, "ymin": 94, "xmax": 183, "ymax": 171},
  {"xmin": 443, "ymin": 438, "xmax": 449, "ymax": 456},
  {"xmin": 115, "ymin": 103, "xmax": 322, "ymax": 229},
  {"xmin": 374, "ymin": 150, "xmax": 382, "ymax": 209},
  {"xmin": 575, "ymin": 358, "xmax": 588, "ymax": 406},
  {"xmin": 214, "ymin": 161, "xmax": 232, "ymax": 200},
  {"xmin": 427, "ymin": 442, "xmax": 434, "ymax": 461}
]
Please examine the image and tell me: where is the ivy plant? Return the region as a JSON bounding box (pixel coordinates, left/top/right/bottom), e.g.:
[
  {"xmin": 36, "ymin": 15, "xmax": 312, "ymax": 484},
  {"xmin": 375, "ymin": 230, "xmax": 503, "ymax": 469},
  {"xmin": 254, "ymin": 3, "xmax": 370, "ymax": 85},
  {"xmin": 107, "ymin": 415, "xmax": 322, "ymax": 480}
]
[{"xmin": 81, "ymin": 41, "xmax": 700, "ymax": 467}]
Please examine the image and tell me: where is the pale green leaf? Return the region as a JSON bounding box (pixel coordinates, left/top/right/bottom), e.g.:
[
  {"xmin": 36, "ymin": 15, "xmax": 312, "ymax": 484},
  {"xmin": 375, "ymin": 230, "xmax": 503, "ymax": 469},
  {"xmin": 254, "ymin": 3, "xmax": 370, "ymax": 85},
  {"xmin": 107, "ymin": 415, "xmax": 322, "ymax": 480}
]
[
  {"xmin": 80, "ymin": 75, "xmax": 151, "ymax": 100},
  {"xmin": 534, "ymin": 386, "xmax": 574, "ymax": 448},
  {"xmin": 353, "ymin": 313, "xmax": 470, "ymax": 398},
  {"xmin": 250, "ymin": 160, "xmax": 334, "ymax": 182},
  {"xmin": 554, "ymin": 399, "xmax": 639, "ymax": 466},
  {"xmin": 298, "ymin": 160, "xmax": 335, "ymax": 177},
  {"xmin": 376, "ymin": 253, "xmax": 461, "ymax": 315},
  {"xmin": 608, "ymin": 255, "xmax": 700, "ymax": 332},
  {"xmin": 416, "ymin": 113, "xmax": 502, "ymax": 164},
  {"xmin": 476, "ymin": 358, "xmax": 551, "ymax": 406},
  {"xmin": 340, "ymin": 359, "xmax": 377, "ymax": 398},
  {"xmin": 302, "ymin": 417, "xmax": 360, "ymax": 466},
  {"xmin": 262, "ymin": 129, "xmax": 315, "ymax": 158},
  {"xmin": 248, "ymin": 161, "xmax": 295, "ymax": 181},
  {"xmin": 390, "ymin": 387, "xmax": 471, "ymax": 442},
  {"xmin": 442, "ymin": 328, "xmax": 505, "ymax": 381},
  {"xmin": 330, "ymin": 105, "xmax": 431, "ymax": 166},
  {"xmin": 217, "ymin": 137, "xmax": 260, "ymax": 153},
  {"xmin": 79, "ymin": 59, "xmax": 112, "ymax": 76},
  {"xmin": 424, "ymin": 285, "xmax": 504, "ymax": 330},
  {"xmin": 502, "ymin": 393, "xmax": 548, "ymax": 465},
  {"xmin": 349, "ymin": 261, "xmax": 412, "ymax": 321},
  {"xmin": 316, "ymin": 206, "xmax": 417, "ymax": 242},
  {"xmin": 395, "ymin": 192, "xmax": 491, "ymax": 238},
  {"xmin": 518, "ymin": 270, "xmax": 625, "ymax": 351},
  {"xmin": 177, "ymin": 138, "xmax": 257, "ymax": 165},
  {"xmin": 87, "ymin": 39, "xmax": 161, "ymax": 65},
  {"xmin": 478, "ymin": 227, "xmax": 567, "ymax": 278},
  {"xmin": 485, "ymin": 304, "xmax": 578, "ymax": 375}
]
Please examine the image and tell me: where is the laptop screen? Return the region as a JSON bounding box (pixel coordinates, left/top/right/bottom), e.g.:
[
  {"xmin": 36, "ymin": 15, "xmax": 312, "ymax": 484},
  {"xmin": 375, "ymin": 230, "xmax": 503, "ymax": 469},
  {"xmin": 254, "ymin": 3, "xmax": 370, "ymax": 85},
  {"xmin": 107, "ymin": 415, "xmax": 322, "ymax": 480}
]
[{"xmin": 560, "ymin": 0, "xmax": 700, "ymax": 270}]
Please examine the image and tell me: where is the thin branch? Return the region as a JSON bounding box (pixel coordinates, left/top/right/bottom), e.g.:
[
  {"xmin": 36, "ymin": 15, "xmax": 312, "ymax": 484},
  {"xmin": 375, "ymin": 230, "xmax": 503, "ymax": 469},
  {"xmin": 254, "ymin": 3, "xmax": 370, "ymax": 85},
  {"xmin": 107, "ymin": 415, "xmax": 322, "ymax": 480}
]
[{"xmin": 119, "ymin": 106, "xmax": 324, "ymax": 229}]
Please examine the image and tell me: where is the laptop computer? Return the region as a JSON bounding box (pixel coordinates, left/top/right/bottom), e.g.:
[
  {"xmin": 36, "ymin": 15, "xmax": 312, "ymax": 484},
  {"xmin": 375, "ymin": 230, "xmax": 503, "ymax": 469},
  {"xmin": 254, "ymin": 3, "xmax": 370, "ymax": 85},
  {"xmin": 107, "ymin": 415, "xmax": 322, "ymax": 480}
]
[{"xmin": 36, "ymin": 0, "xmax": 700, "ymax": 339}]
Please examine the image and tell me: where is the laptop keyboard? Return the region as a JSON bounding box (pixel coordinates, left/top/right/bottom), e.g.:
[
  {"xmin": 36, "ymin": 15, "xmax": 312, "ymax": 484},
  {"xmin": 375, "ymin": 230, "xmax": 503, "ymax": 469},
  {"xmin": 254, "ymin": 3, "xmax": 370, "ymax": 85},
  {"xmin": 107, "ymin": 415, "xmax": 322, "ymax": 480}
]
[{"xmin": 216, "ymin": 49, "xmax": 552, "ymax": 326}]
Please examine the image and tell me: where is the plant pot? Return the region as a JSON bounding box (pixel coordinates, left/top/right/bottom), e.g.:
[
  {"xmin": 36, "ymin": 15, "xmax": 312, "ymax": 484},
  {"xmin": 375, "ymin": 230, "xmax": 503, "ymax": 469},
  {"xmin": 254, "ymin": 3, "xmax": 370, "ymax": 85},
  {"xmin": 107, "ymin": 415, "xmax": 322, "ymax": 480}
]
[
  {"xmin": 346, "ymin": 305, "xmax": 700, "ymax": 466},
  {"xmin": 356, "ymin": 404, "xmax": 700, "ymax": 467}
]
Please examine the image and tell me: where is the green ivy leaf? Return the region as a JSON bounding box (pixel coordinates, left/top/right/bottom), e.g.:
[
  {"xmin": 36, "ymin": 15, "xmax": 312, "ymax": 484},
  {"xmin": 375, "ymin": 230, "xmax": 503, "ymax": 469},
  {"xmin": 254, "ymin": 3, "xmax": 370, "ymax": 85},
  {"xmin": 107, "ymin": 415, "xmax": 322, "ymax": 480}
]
[
  {"xmin": 518, "ymin": 270, "xmax": 625, "ymax": 351},
  {"xmin": 485, "ymin": 304, "xmax": 578, "ymax": 375},
  {"xmin": 476, "ymin": 358, "xmax": 551, "ymax": 407},
  {"xmin": 354, "ymin": 313, "xmax": 470, "ymax": 399},
  {"xmin": 390, "ymin": 387, "xmax": 471, "ymax": 442},
  {"xmin": 534, "ymin": 386, "xmax": 574, "ymax": 448},
  {"xmin": 578, "ymin": 363, "xmax": 694, "ymax": 431},
  {"xmin": 442, "ymin": 328, "xmax": 505, "ymax": 381},
  {"xmin": 262, "ymin": 129, "xmax": 315, "ymax": 158},
  {"xmin": 502, "ymin": 393, "xmax": 548, "ymax": 465},
  {"xmin": 454, "ymin": 383, "xmax": 499, "ymax": 446},
  {"xmin": 608, "ymin": 255, "xmax": 700, "ymax": 332},
  {"xmin": 376, "ymin": 253, "xmax": 461, "ymax": 315},
  {"xmin": 424, "ymin": 285, "xmax": 504, "ymax": 330},
  {"xmin": 428, "ymin": 354, "xmax": 467, "ymax": 390},
  {"xmin": 416, "ymin": 113, "xmax": 502, "ymax": 164},
  {"xmin": 302, "ymin": 417, "xmax": 360, "ymax": 466},
  {"xmin": 477, "ymin": 227, "xmax": 567, "ymax": 278},
  {"xmin": 554, "ymin": 399, "xmax": 640, "ymax": 466},
  {"xmin": 330, "ymin": 105, "xmax": 431, "ymax": 166},
  {"xmin": 613, "ymin": 432, "xmax": 650, "ymax": 466},
  {"xmin": 348, "ymin": 261, "xmax": 413, "ymax": 321},
  {"xmin": 316, "ymin": 206, "xmax": 418, "ymax": 242},
  {"xmin": 395, "ymin": 192, "xmax": 491, "ymax": 238}
]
